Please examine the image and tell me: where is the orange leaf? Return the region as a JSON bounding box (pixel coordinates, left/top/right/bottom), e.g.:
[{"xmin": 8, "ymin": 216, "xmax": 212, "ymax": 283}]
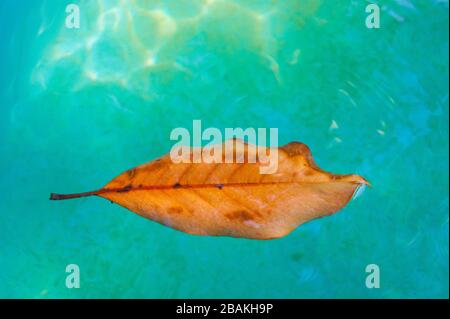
[{"xmin": 50, "ymin": 139, "xmax": 369, "ymax": 239}]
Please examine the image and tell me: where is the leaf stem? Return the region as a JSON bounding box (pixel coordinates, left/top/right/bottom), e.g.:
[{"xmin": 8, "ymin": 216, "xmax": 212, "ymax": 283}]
[{"xmin": 49, "ymin": 190, "xmax": 101, "ymax": 200}]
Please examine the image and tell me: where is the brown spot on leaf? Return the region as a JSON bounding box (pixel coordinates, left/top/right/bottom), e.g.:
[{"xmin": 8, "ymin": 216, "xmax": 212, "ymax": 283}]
[
  {"xmin": 168, "ymin": 207, "xmax": 183, "ymax": 214},
  {"xmin": 146, "ymin": 161, "xmax": 165, "ymax": 172},
  {"xmin": 127, "ymin": 169, "xmax": 136, "ymax": 178},
  {"xmin": 118, "ymin": 184, "xmax": 133, "ymax": 192},
  {"xmin": 226, "ymin": 210, "xmax": 255, "ymax": 222},
  {"xmin": 304, "ymin": 169, "xmax": 315, "ymax": 176}
]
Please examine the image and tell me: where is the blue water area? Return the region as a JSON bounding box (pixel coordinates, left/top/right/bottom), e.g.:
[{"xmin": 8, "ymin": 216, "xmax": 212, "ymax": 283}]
[{"xmin": 0, "ymin": 0, "xmax": 448, "ymax": 298}]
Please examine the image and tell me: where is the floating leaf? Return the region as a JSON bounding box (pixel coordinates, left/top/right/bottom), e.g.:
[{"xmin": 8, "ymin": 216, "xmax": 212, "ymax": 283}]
[{"xmin": 50, "ymin": 139, "xmax": 369, "ymax": 239}]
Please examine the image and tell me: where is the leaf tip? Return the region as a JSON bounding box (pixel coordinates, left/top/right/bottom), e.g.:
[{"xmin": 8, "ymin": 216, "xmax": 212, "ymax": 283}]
[
  {"xmin": 338, "ymin": 174, "xmax": 372, "ymax": 187},
  {"xmin": 359, "ymin": 176, "xmax": 372, "ymax": 188}
]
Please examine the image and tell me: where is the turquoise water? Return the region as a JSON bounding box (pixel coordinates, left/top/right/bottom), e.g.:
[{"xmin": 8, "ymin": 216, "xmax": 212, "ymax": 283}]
[{"xmin": 0, "ymin": 0, "xmax": 448, "ymax": 298}]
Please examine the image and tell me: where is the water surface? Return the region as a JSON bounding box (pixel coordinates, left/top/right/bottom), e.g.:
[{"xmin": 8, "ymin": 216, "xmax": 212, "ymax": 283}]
[{"xmin": 0, "ymin": 0, "xmax": 448, "ymax": 298}]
